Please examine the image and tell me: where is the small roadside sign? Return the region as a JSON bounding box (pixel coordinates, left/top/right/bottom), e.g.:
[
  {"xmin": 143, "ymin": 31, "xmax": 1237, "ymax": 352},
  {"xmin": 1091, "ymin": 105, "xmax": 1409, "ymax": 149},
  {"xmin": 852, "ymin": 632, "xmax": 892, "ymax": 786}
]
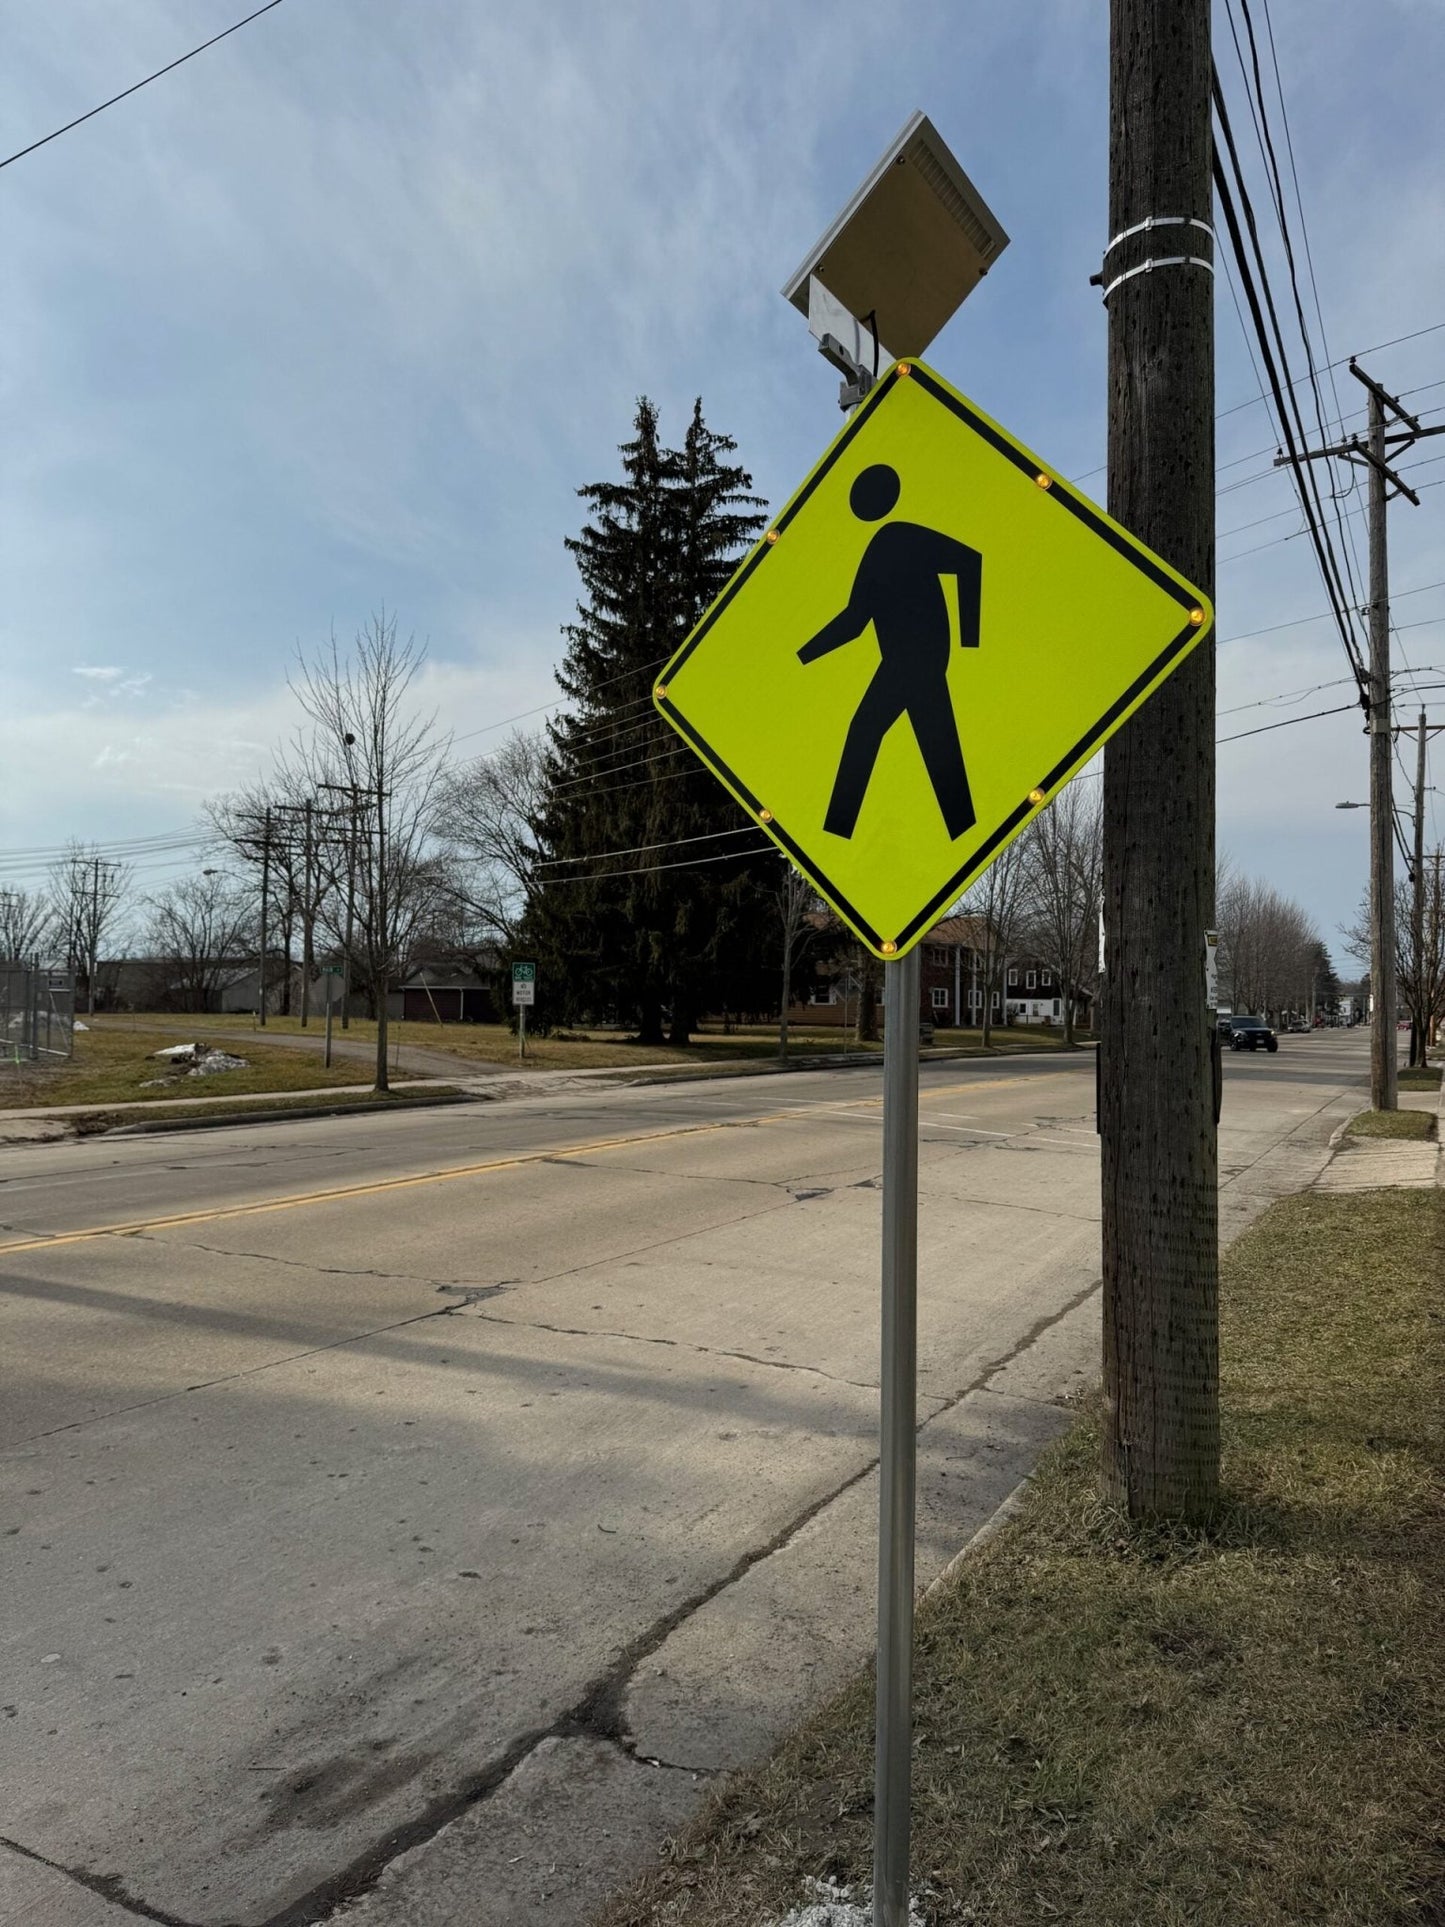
[
  {"xmin": 654, "ymin": 357, "xmax": 1212, "ymax": 960},
  {"xmin": 511, "ymin": 962, "xmax": 536, "ymax": 1007},
  {"xmin": 322, "ymin": 964, "xmax": 344, "ymax": 977}
]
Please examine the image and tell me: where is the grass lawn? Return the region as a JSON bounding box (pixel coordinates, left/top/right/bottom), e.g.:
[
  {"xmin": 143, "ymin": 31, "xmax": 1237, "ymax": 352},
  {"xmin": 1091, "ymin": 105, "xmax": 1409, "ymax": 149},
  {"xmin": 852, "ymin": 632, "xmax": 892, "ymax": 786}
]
[
  {"xmin": 1398, "ymin": 1064, "xmax": 1442, "ymax": 1092},
  {"xmin": 601, "ymin": 1186, "xmax": 1444, "ymax": 1927},
  {"xmin": 1348, "ymin": 1108, "xmax": 1437, "ymax": 1140},
  {"xmin": 0, "ymin": 1025, "xmax": 401, "ymax": 1110},
  {"xmin": 81, "ymin": 1012, "xmax": 1085, "ymax": 1075},
  {"xmin": 72, "ymin": 1086, "xmax": 463, "ymax": 1135}
]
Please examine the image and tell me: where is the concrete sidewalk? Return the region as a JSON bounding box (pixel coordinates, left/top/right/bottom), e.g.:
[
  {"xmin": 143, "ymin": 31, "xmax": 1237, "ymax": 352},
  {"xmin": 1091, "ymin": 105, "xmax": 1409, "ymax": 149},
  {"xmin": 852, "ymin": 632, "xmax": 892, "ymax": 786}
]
[{"xmin": 1313, "ymin": 1076, "xmax": 1442, "ymax": 1192}]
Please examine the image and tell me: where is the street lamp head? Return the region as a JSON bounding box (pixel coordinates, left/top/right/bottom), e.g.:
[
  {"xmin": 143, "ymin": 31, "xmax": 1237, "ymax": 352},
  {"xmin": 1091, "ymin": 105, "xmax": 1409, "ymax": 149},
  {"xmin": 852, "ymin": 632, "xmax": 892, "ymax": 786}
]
[{"xmin": 1334, "ymin": 801, "xmax": 1366, "ymax": 809}]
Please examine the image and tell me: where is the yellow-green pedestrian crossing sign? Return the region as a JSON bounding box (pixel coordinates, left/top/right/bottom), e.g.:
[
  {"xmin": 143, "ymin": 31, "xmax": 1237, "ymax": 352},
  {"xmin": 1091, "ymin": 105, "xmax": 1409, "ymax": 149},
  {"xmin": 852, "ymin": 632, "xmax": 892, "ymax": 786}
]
[{"xmin": 654, "ymin": 358, "xmax": 1212, "ymax": 960}]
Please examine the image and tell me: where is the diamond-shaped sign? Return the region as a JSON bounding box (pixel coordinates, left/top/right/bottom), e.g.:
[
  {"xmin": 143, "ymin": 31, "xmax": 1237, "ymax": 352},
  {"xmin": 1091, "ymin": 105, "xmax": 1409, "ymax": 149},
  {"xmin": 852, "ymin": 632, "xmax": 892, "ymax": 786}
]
[{"xmin": 654, "ymin": 359, "xmax": 1211, "ymax": 959}]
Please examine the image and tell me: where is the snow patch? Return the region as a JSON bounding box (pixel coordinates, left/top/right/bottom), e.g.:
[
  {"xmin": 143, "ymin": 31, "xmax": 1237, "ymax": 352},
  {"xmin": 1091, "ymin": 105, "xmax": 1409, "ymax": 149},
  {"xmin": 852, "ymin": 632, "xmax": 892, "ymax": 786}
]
[
  {"xmin": 148, "ymin": 1042, "xmax": 249, "ymax": 1075},
  {"xmin": 769, "ymin": 1880, "xmax": 926, "ymax": 1927}
]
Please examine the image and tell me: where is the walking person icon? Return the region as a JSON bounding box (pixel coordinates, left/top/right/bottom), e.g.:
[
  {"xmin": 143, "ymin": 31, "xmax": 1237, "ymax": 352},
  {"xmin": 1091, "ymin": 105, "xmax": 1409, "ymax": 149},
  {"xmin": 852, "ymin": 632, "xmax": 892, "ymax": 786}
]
[{"xmin": 798, "ymin": 463, "xmax": 981, "ymax": 840}]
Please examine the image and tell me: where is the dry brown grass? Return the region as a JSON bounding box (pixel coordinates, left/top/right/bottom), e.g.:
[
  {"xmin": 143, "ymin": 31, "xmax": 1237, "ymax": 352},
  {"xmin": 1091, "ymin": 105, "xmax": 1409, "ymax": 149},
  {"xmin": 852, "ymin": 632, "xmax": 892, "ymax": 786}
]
[
  {"xmin": 598, "ymin": 1188, "xmax": 1445, "ymax": 1927},
  {"xmin": 1347, "ymin": 1108, "xmax": 1436, "ymax": 1140},
  {"xmin": 0, "ymin": 1025, "xmax": 390, "ymax": 1109}
]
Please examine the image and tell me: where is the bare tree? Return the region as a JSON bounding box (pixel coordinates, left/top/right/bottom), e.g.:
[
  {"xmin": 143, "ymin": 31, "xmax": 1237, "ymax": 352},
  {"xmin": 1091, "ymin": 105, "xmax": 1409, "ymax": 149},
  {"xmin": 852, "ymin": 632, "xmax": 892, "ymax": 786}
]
[
  {"xmin": 0, "ymin": 889, "xmax": 55, "ymax": 963},
  {"xmin": 775, "ymin": 861, "xmax": 822, "ymax": 1058},
  {"xmin": 1343, "ymin": 866, "xmax": 1444, "ymax": 1057},
  {"xmin": 291, "ymin": 612, "xmax": 451, "ymax": 1091},
  {"xmin": 1018, "ymin": 782, "xmax": 1102, "ymax": 1045},
  {"xmin": 145, "ymin": 874, "xmax": 252, "ymax": 1013},
  {"xmin": 958, "ymin": 832, "xmax": 1030, "ymax": 1048},
  {"xmin": 436, "ymin": 730, "xmax": 545, "ymax": 948},
  {"xmin": 1219, "ymin": 873, "xmax": 1321, "ymax": 1019},
  {"xmin": 46, "ymin": 842, "xmax": 133, "ymax": 1014}
]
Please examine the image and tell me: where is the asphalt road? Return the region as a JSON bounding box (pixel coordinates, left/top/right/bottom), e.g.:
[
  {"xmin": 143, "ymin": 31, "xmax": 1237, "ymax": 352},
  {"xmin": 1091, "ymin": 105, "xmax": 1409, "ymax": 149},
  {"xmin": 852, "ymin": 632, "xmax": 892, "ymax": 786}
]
[{"xmin": 0, "ymin": 1032, "xmax": 1371, "ymax": 1926}]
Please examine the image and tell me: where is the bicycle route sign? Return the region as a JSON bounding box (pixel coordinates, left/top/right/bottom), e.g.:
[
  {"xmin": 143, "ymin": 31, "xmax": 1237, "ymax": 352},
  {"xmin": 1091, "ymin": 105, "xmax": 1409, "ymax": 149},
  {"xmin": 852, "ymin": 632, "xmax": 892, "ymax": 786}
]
[
  {"xmin": 652, "ymin": 358, "xmax": 1212, "ymax": 960},
  {"xmin": 511, "ymin": 961, "xmax": 536, "ymax": 1007}
]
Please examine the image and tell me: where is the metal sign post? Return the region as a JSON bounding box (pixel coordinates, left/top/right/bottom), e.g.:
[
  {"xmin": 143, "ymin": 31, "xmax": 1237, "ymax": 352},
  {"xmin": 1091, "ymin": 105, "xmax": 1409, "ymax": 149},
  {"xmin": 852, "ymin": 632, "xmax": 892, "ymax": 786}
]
[{"xmin": 875, "ymin": 946, "xmax": 920, "ymax": 1926}]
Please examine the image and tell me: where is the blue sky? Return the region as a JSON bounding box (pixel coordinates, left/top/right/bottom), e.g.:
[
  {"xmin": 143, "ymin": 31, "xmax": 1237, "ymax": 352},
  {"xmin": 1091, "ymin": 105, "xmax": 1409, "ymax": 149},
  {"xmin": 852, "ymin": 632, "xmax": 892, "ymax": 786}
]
[{"xmin": 3, "ymin": 0, "xmax": 1444, "ymax": 956}]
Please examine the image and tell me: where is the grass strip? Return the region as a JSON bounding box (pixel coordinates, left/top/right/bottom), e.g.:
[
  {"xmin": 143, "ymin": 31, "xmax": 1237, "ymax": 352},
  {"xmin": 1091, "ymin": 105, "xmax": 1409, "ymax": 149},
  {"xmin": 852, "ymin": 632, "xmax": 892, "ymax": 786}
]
[
  {"xmin": 0, "ymin": 1027, "xmax": 396, "ymax": 1109},
  {"xmin": 600, "ymin": 1187, "xmax": 1444, "ymax": 1927},
  {"xmin": 81, "ymin": 1013, "xmax": 1080, "ymax": 1075},
  {"xmin": 1347, "ymin": 1108, "xmax": 1437, "ymax": 1140},
  {"xmin": 73, "ymin": 1087, "xmax": 463, "ymax": 1135},
  {"xmin": 1398, "ymin": 1065, "xmax": 1442, "ymax": 1092}
]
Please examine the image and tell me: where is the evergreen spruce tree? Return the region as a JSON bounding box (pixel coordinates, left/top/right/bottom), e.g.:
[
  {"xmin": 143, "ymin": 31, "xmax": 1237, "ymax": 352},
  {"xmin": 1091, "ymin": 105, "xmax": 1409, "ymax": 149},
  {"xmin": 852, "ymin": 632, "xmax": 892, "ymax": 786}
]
[{"xmin": 529, "ymin": 399, "xmax": 775, "ymax": 1043}]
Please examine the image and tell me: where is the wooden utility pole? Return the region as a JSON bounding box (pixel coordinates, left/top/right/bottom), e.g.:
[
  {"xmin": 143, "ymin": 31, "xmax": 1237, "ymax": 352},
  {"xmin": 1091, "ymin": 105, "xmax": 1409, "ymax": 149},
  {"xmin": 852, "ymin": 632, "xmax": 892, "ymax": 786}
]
[
  {"xmin": 258, "ymin": 806, "xmax": 271, "ymax": 1027},
  {"xmin": 1100, "ymin": 0, "xmax": 1219, "ymax": 1519},
  {"xmin": 1285, "ymin": 366, "xmax": 1445, "ymax": 1100},
  {"xmin": 1411, "ymin": 709, "xmax": 1427, "ymax": 1067},
  {"xmin": 300, "ymin": 797, "xmax": 315, "ymax": 1028},
  {"xmin": 1365, "ymin": 387, "xmax": 1399, "ymax": 1110}
]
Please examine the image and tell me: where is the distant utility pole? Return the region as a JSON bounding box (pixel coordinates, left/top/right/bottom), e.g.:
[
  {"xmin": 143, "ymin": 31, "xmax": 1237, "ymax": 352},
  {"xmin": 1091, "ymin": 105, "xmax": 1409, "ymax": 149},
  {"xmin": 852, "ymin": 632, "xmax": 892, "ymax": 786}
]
[
  {"xmin": 300, "ymin": 797, "xmax": 315, "ymax": 1029},
  {"xmin": 258, "ymin": 805, "xmax": 272, "ymax": 1027},
  {"xmin": 1099, "ymin": 0, "xmax": 1219, "ymax": 1519},
  {"xmin": 1282, "ymin": 364, "xmax": 1445, "ymax": 1108},
  {"xmin": 1412, "ymin": 709, "xmax": 1427, "ymax": 1068}
]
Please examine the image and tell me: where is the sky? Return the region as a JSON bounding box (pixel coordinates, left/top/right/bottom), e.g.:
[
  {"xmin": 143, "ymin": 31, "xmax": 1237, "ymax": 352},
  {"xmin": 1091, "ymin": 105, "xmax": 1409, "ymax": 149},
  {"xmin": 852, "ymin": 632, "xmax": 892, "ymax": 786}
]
[{"xmin": 3, "ymin": 0, "xmax": 1444, "ymax": 961}]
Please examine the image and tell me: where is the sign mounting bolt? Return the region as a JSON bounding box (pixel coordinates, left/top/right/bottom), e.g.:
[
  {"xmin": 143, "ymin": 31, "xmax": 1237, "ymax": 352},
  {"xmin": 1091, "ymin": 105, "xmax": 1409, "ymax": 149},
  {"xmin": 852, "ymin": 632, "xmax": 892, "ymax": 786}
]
[
  {"xmin": 881, "ymin": 940, "xmax": 898, "ymax": 954},
  {"xmin": 1188, "ymin": 607, "xmax": 1206, "ymax": 625},
  {"xmin": 766, "ymin": 529, "xmax": 781, "ymax": 545},
  {"xmin": 1028, "ymin": 787, "xmax": 1045, "ymax": 804}
]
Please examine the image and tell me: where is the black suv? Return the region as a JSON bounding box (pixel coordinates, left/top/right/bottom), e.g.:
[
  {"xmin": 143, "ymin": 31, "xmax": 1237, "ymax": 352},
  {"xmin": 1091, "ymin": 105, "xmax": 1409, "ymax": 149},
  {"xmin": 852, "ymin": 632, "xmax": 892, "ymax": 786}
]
[{"xmin": 1227, "ymin": 1015, "xmax": 1278, "ymax": 1053}]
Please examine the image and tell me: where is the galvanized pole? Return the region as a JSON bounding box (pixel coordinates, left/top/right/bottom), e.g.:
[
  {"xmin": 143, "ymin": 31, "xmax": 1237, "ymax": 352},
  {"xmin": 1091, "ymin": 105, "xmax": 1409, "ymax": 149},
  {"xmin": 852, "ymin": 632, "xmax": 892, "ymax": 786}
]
[
  {"xmin": 1366, "ymin": 390, "xmax": 1398, "ymax": 1111},
  {"xmin": 874, "ymin": 944, "xmax": 920, "ymax": 1927}
]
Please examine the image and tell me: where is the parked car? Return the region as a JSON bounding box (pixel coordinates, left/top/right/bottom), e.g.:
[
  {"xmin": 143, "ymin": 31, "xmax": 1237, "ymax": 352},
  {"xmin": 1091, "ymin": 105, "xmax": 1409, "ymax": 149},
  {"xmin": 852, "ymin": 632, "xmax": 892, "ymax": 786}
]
[{"xmin": 1227, "ymin": 1015, "xmax": 1278, "ymax": 1053}]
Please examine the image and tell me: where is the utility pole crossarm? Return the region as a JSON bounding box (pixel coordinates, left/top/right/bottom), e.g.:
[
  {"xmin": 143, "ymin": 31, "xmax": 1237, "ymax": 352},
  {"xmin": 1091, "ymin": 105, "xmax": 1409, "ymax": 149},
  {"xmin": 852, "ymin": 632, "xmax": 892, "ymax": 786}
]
[
  {"xmin": 1272, "ymin": 438, "xmax": 1422, "ymax": 506},
  {"xmin": 1350, "ymin": 358, "xmax": 1422, "ymax": 433}
]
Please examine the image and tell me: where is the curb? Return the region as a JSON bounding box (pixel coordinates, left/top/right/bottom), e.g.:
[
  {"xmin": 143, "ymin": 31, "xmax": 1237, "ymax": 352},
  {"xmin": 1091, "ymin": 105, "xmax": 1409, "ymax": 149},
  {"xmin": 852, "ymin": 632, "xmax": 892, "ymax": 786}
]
[
  {"xmin": 95, "ymin": 1092, "xmax": 479, "ymax": 1138},
  {"xmin": 574, "ymin": 1039, "xmax": 1095, "ymax": 1093}
]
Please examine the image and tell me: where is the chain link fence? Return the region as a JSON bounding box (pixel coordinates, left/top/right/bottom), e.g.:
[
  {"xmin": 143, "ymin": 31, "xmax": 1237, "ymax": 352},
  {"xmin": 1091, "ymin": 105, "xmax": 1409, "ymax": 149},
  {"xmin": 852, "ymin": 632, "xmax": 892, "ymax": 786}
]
[{"xmin": 1, "ymin": 965, "xmax": 76, "ymax": 1064}]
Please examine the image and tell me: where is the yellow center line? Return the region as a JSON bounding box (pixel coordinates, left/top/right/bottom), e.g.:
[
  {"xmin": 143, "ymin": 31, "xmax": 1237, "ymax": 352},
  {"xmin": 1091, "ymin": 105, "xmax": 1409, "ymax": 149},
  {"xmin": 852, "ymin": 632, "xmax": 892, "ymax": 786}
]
[{"xmin": 0, "ymin": 1067, "xmax": 1075, "ymax": 1257}]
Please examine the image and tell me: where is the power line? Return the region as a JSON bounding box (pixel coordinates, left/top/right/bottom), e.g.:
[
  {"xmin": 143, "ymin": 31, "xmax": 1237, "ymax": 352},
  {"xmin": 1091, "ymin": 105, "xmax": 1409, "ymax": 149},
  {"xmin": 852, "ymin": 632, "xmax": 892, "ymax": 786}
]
[
  {"xmin": 1213, "ymin": 65, "xmax": 1369, "ymax": 700},
  {"xmin": 1, "ymin": 0, "xmax": 288, "ymax": 173},
  {"xmin": 1217, "ymin": 701, "xmax": 1359, "ymax": 744},
  {"xmin": 533, "ymin": 823, "xmax": 766, "ymax": 868}
]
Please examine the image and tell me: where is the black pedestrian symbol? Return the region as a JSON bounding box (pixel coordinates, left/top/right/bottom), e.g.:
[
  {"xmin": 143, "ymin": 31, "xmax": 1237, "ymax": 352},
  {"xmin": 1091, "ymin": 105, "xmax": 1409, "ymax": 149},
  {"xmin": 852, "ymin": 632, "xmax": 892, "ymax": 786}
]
[{"xmin": 798, "ymin": 463, "xmax": 980, "ymax": 840}]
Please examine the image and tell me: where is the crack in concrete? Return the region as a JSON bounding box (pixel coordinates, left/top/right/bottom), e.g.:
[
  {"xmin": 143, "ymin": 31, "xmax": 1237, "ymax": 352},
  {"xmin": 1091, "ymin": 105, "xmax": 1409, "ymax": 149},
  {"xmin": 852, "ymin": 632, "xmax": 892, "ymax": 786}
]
[
  {"xmin": 0, "ymin": 1832, "xmax": 197, "ymax": 1926},
  {"xmin": 284, "ymin": 1264, "xmax": 1113, "ymax": 1916},
  {"xmin": 5, "ymin": 1294, "xmax": 463, "ymax": 1449},
  {"xmin": 458, "ymin": 1305, "xmax": 892, "ymax": 1397},
  {"xmin": 130, "ymin": 1231, "xmax": 475, "ymax": 1294}
]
